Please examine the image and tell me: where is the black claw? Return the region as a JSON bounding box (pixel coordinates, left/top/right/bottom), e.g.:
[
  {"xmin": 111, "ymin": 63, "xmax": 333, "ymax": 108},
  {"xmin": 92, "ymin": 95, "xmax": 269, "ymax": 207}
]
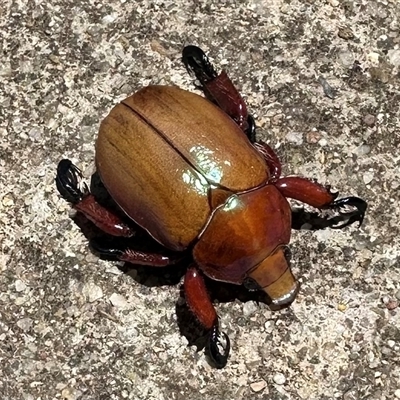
[
  {"xmin": 292, "ymin": 197, "xmax": 367, "ymax": 231},
  {"xmin": 291, "ymin": 209, "xmax": 331, "ymax": 230},
  {"xmin": 89, "ymin": 237, "xmax": 126, "ymax": 259},
  {"xmin": 326, "ymin": 196, "xmax": 367, "ymax": 229},
  {"xmin": 207, "ymin": 325, "xmax": 230, "ymax": 369},
  {"xmin": 246, "ymin": 114, "xmax": 257, "ymax": 142},
  {"xmin": 56, "ymin": 159, "xmax": 87, "ymax": 204},
  {"xmin": 182, "ymin": 45, "xmax": 218, "ymax": 86}
]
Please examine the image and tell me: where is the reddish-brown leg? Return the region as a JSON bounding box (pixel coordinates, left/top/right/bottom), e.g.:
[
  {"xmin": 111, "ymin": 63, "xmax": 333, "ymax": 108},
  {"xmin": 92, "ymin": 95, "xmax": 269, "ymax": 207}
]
[
  {"xmin": 89, "ymin": 237, "xmax": 183, "ymax": 267},
  {"xmin": 275, "ymin": 177, "xmax": 337, "ymax": 208},
  {"xmin": 184, "ymin": 265, "xmax": 230, "ymax": 368},
  {"xmin": 275, "ymin": 177, "xmax": 367, "ymax": 228},
  {"xmin": 75, "ymin": 194, "xmax": 133, "ymax": 237},
  {"xmin": 253, "ymin": 141, "xmax": 282, "ymax": 180},
  {"xmin": 203, "ymin": 70, "xmax": 249, "ymax": 132},
  {"xmin": 182, "ymin": 45, "xmax": 253, "ymax": 138},
  {"xmin": 56, "ymin": 159, "xmax": 182, "ymax": 264},
  {"xmin": 184, "ymin": 266, "xmax": 217, "ymax": 330},
  {"xmin": 56, "ymin": 159, "xmax": 134, "ymax": 237}
]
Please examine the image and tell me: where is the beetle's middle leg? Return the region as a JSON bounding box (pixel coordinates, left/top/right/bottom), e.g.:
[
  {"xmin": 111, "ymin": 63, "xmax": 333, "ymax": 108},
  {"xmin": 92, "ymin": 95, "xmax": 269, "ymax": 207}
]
[
  {"xmin": 274, "ymin": 176, "xmax": 367, "ymax": 229},
  {"xmin": 89, "ymin": 237, "xmax": 183, "ymax": 266},
  {"xmin": 184, "ymin": 265, "xmax": 230, "ymax": 369},
  {"xmin": 182, "ymin": 45, "xmax": 255, "ymax": 141}
]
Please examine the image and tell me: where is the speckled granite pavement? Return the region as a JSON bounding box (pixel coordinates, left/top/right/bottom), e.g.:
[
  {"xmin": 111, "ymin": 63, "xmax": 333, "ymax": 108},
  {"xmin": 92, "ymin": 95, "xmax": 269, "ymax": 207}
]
[{"xmin": 1, "ymin": 1, "xmax": 399, "ymax": 399}]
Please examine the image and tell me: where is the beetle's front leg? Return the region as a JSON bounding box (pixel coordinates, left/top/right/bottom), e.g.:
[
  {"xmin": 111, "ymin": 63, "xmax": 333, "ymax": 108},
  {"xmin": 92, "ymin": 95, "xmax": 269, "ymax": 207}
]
[
  {"xmin": 56, "ymin": 159, "xmax": 134, "ymax": 237},
  {"xmin": 184, "ymin": 265, "xmax": 230, "ymax": 368},
  {"xmin": 275, "ymin": 177, "xmax": 367, "ymax": 229},
  {"xmin": 182, "ymin": 45, "xmax": 255, "ymax": 141}
]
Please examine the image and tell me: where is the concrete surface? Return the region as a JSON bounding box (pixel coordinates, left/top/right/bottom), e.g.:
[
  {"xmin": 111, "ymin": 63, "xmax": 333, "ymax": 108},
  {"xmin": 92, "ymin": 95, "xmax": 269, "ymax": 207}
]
[{"xmin": 1, "ymin": 0, "xmax": 399, "ymax": 399}]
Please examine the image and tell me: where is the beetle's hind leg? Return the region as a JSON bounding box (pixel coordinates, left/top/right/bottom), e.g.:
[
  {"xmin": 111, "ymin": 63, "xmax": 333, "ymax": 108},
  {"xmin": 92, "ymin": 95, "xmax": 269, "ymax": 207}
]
[
  {"xmin": 182, "ymin": 45, "xmax": 255, "ymax": 141},
  {"xmin": 56, "ymin": 159, "xmax": 134, "ymax": 237},
  {"xmin": 184, "ymin": 265, "xmax": 230, "ymax": 368}
]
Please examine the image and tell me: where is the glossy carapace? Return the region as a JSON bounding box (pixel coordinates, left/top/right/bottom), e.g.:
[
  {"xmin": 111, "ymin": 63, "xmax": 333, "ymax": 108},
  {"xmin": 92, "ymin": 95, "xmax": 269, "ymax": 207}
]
[{"xmin": 56, "ymin": 45, "xmax": 367, "ymax": 368}]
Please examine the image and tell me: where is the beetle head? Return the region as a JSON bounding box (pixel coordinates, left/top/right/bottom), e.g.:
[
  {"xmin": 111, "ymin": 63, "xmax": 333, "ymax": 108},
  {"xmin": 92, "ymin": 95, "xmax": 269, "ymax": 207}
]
[{"xmin": 246, "ymin": 246, "xmax": 299, "ymax": 307}]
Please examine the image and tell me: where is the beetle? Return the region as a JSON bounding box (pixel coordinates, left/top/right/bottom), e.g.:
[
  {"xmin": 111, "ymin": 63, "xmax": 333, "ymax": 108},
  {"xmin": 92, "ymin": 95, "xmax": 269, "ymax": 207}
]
[{"xmin": 56, "ymin": 45, "xmax": 367, "ymax": 368}]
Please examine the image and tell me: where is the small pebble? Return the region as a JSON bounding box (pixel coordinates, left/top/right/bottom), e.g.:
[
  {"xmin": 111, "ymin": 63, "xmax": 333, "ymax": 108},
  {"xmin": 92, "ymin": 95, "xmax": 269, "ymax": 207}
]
[
  {"xmin": 2, "ymin": 193, "xmax": 14, "ymax": 207},
  {"xmin": 388, "ymin": 49, "xmax": 400, "ymax": 67},
  {"xmin": 15, "ymin": 297, "xmax": 27, "ymax": 306},
  {"xmin": 102, "ymin": 14, "xmax": 116, "ymax": 24},
  {"xmin": 0, "ymin": 63, "xmax": 12, "ymax": 77},
  {"xmin": 363, "ymin": 171, "xmax": 374, "ymax": 185},
  {"xmin": 338, "ymin": 50, "xmax": 354, "ymax": 68},
  {"xmin": 367, "ymin": 52, "xmax": 380, "ymax": 64},
  {"xmin": 354, "ymin": 144, "xmax": 371, "ymax": 156},
  {"xmin": 28, "ymin": 127, "xmax": 42, "ymax": 140},
  {"xmin": 83, "ymin": 282, "xmax": 103, "ymax": 303},
  {"xmin": 395, "ymin": 389, "xmax": 400, "ymax": 399},
  {"xmin": 318, "ymin": 138, "xmax": 328, "ymax": 147},
  {"xmin": 48, "ymin": 54, "xmax": 60, "ymax": 64},
  {"xmin": 15, "ymin": 279, "xmax": 26, "ymax": 292},
  {"xmin": 273, "ymin": 372, "xmax": 286, "ymax": 385},
  {"xmin": 0, "ymin": 254, "xmax": 10, "ymax": 271},
  {"xmin": 286, "ymin": 131, "xmax": 303, "ymax": 145},
  {"xmin": 336, "ymin": 324, "xmax": 346, "ymax": 334},
  {"xmin": 243, "ymin": 301, "xmax": 258, "ymax": 317},
  {"xmin": 109, "ymin": 293, "xmax": 128, "ymax": 308},
  {"xmin": 61, "ymin": 387, "xmax": 77, "ymax": 400},
  {"xmin": 363, "ymin": 114, "xmax": 376, "ymax": 127},
  {"xmin": 385, "ymin": 299, "xmax": 398, "ymax": 310},
  {"xmin": 306, "ymin": 131, "xmax": 322, "ymax": 144},
  {"xmin": 250, "ymin": 380, "xmax": 267, "ymax": 392},
  {"xmin": 264, "ymin": 320, "xmax": 275, "ymax": 333},
  {"xmin": 17, "ymin": 318, "xmax": 33, "ymax": 332},
  {"xmin": 318, "ymin": 76, "xmax": 337, "ymax": 99},
  {"xmin": 369, "ymin": 66, "xmax": 390, "ymax": 83}
]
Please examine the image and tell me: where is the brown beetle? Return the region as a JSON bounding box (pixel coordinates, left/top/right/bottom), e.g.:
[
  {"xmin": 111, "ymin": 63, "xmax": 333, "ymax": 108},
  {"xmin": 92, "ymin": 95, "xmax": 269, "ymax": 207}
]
[{"xmin": 56, "ymin": 45, "xmax": 366, "ymax": 368}]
